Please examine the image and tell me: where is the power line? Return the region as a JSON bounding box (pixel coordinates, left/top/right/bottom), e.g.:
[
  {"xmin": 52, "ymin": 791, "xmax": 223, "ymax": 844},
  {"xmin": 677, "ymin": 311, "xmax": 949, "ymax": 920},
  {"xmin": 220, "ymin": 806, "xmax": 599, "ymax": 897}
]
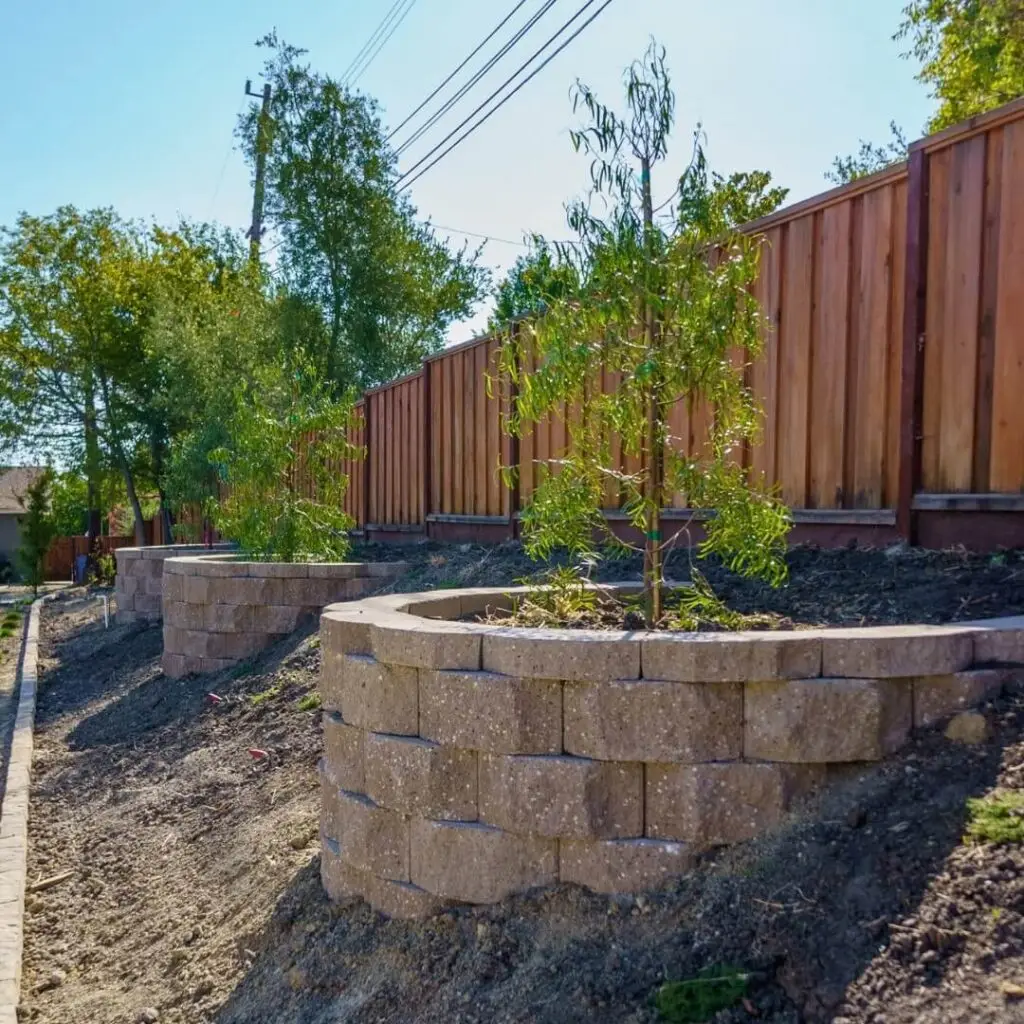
[
  {"xmin": 387, "ymin": 0, "xmax": 532, "ymax": 143},
  {"xmin": 339, "ymin": 0, "xmax": 406, "ymax": 85},
  {"xmin": 347, "ymin": 0, "xmax": 419, "ymax": 88},
  {"xmin": 395, "ymin": 0, "xmax": 615, "ymax": 193},
  {"xmin": 394, "ymin": 0, "xmax": 559, "ymax": 157}
]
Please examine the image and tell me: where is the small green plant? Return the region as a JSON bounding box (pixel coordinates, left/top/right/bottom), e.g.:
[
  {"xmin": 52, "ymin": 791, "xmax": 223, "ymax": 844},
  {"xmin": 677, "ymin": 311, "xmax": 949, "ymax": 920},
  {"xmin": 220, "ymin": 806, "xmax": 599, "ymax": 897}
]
[
  {"xmin": 250, "ymin": 681, "xmax": 285, "ymax": 707},
  {"xmin": 670, "ymin": 569, "xmax": 787, "ymax": 632},
  {"xmin": 654, "ymin": 966, "xmax": 750, "ymax": 1023},
  {"xmin": 88, "ymin": 551, "xmax": 116, "ymax": 587},
  {"xmin": 966, "ymin": 791, "xmax": 1024, "ymax": 844},
  {"xmin": 210, "ymin": 356, "xmax": 361, "ymax": 563},
  {"xmin": 17, "ymin": 469, "xmax": 57, "ymax": 595},
  {"xmin": 297, "ymin": 691, "xmax": 321, "ymax": 712},
  {"xmin": 506, "ymin": 564, "xmax": 604, "ymax": 628}
]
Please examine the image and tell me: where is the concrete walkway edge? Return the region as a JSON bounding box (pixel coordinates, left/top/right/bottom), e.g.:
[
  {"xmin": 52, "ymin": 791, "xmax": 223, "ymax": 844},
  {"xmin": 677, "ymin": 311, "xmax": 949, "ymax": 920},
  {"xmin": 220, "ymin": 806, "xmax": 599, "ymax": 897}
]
[{"xmin": 0, "ymin": 596, "xmax": 48, "ymax": 1023}]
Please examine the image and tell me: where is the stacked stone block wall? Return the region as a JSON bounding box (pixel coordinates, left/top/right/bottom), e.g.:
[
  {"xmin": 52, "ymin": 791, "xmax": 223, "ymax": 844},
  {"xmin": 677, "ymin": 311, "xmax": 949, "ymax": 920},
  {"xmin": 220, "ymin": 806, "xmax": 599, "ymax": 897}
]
[
  {"xmin": 115, "ymin": 544, "xmax": 234, "ymax": 624},
  {"xmin": 161, "ymin": 556, "xmax": 406, "ymax": 678},
  {"xmin": 319, "ymin": 588, "xmax": 1024, "ymax": 917}
]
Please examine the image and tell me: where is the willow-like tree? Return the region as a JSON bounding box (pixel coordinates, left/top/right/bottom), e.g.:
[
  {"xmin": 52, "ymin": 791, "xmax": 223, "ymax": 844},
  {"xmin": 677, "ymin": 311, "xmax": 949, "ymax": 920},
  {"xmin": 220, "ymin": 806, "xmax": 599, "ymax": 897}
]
[
  {"xmin": 498, "ymin": 43, "xmax": 790, "ymax": 624},
  {"xmin": 209, "ymin": 357, "xmax": 360, "ymax": 563}
]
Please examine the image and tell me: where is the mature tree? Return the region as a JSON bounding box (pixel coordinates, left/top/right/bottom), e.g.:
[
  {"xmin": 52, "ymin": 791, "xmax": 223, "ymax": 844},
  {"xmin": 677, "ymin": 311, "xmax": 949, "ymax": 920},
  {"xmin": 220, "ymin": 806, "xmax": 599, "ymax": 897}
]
[
  {"xmin": 830, "ymin": 1, "xmax": 1024, "ymax": 183},
  {"xmin": 900, "ymin": 0, "xmax": 1024, "ymax": 131},
  {"xmin": 0, "ymin": 208, "xmax": 153, "ymax": 542},
  {"xmin": 498, "ymin": 43, "xmax": 790, "ymax": 623},
  {"xmin": 489, "ymin": 237, "xmax": 581, "ymax": 331},
  {"xmin": 0, "ymin": 208, "xmax": 270, "ymax": 545},
  {"xmin": 238, "ymin": 33, "xmax": 489, "ymax": 390}
]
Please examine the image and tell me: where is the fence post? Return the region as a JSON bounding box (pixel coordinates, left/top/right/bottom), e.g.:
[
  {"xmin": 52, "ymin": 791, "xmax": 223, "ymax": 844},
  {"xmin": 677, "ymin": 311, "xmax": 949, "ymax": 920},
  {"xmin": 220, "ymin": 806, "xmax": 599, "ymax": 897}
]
[
  {"xmin": 507, "ymin": 323, "xmax": 521, "ymax": 540},
  {"xmin": 897, "ymin": 144, "xmax": 929, "ymax": 544},
  {"xmin": 362, "ymin": 394, "xmax": 372, "ymax": 536},
  {"xmin": 421, "ymin": 360, "xmax": 432, "ymax": 537}
]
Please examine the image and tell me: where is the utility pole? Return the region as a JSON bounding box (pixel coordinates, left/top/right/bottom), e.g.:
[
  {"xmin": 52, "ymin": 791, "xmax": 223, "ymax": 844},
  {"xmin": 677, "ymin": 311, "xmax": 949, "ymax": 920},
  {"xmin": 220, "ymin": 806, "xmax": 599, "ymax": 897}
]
[{"xmin": 245, "ymin": 79, "xmax": 272, "ymax": 265}]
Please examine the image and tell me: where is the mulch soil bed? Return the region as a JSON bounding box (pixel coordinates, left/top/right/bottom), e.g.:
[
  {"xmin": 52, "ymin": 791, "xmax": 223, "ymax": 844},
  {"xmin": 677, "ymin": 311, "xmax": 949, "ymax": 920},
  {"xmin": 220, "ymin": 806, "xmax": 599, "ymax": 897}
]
[{"xmin": 16, "ymin": 545, "xmax": 1024, "ymax": 1024}]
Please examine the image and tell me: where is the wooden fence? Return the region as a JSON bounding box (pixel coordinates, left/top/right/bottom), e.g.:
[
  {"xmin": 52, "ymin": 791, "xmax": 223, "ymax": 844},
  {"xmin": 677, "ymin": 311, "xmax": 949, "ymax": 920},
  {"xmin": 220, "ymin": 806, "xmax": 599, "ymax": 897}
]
[{"xmin": 322, "ymin": 96, "xmax": 1024, "ymax": 550}]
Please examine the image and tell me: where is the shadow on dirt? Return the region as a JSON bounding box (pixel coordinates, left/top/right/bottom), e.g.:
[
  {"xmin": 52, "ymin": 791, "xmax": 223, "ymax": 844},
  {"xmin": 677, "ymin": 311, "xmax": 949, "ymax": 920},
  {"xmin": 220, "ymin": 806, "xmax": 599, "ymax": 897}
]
[{"xmin": 209, "ymin": 702, "xmax": 1019, "ymax": 1024}]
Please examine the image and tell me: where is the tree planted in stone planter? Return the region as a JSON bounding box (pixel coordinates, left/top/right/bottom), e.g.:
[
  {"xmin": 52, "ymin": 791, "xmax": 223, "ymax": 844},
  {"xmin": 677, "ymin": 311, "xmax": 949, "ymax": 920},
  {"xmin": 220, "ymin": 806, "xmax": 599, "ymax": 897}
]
[
  {"xmin": 210, "ymin": 357, "xmax": 361, "ymax": 562},
  {"xmin": 497, "ymin": 42, "xmax": 790, "ymax": 624}
]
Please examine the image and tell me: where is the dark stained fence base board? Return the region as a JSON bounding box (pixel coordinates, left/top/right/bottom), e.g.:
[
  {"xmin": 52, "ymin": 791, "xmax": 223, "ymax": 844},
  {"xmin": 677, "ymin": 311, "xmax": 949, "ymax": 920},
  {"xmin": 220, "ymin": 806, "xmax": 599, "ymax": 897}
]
[
  {"xmin": 425, "ymin": 515, "xmax": 516, "ymax": 544},
  {"xmin": 913, "ymin": 493, "xmax": 1024, "ymax": 513},
  {"xmin": 916, "ymin": 510, "xmax": 1024, "ymax": 552}
]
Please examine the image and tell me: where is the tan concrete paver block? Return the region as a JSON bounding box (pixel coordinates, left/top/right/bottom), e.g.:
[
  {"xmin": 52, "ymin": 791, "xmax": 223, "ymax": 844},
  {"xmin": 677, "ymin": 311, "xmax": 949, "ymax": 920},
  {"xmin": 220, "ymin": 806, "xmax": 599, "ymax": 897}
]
[
  {"xmin": 410, "ymin": 819, "xmax": 556, "ymax": 903},
  {"xmin": 968, "ymin": 616, "xmax": 1024, "ymax": 664},
  {"xmin": 645, "ymin": 762, "xmax": 825, "ymax": 845},
  {"xmin": 912, "ymin": 669, "xmax": 1007, "ymax": 728},
  {"xmin": 371, "ymin": 618, "xmax": 481, "ymax": 671},
  {"xmin": 564, "ymin": 678, "xmax": 742, "ymax": 762},
  {"xmin": 821, "ymin": 625, "xmax": 974, "ymax": 678},
  {"xmin": 133, "ymin": 593, "xmax": 161, "ymax": 615},
  {"xmin": 642, "ymin": 631, "xmax": 822, "ymax": 682},
  {"xmin": 162, "ymin": 625, "xmax": 187, "ymax": 655},
  {"xmin": 320, "ymin": 781, "xmax": 409, "ymax": 882},
  {"xmin": 307, "ymin": 562, "xmax": 362, "ymax": 579},
  {"xmin": 419, "ymin": 670, "xmax": 562, "ymax": 754},
  {"xmin": 482, "ymin": 627, "xmax": 640, "ymax": 681},
  {"xmin": 364, "ymin": 733, "xmax": 477, "ymax": 820},
  {"xmin": 164, "ymin": 600, "xmax": 205, "ymax": 631},
  {"xmin": 321, "ymin": 837, "xmax": 447, "ymax": 918},
  {"xmin": 246, "ymin": 561, "xmax": 309, "ymax": 578},
  {"xmin": 203, "ymin": 631, "xmax": 267, "ymax": 661},
  {"xmin": 324, "ymin": 653, "xmax": 419, "ymax": 735},
  {"xmin": 322, "ymin": 713, "xmax": 366, "ymax": 792},
  {"xmin": 478, "ymin": 754, "xmax": 642, "ymax": 839},
  {"xmin": 204, "ymin": 603, "xmax": 255, "ymax": 632},
  {"xmin": 745, "ymin": 677, "xmax": 912, "ymax": 762},
  {"xmin": 251, "ymin": 605, "xmax": 301, "ymax": 634},
  {"xmin": 162, "ymin": 573, "xmax": 184, "ymax": 604},
  {"xmin": 559, "ymin": 838, "xmax": 695, "ymax": 892},
  {"xmin": 321, "ymin": 608, "xmax": 376, "ymax": 656},
  {"xmin": 184, "ymin": 575, "xmax": 210, "ymax": 605}
]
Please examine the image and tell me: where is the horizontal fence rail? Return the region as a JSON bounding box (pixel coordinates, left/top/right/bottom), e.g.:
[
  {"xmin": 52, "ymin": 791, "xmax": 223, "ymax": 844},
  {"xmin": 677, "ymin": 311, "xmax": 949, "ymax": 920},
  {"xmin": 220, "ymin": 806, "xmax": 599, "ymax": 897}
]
[{"xmin": 299, "ymin": 97, "xmax": 1024, "ymax": 551}]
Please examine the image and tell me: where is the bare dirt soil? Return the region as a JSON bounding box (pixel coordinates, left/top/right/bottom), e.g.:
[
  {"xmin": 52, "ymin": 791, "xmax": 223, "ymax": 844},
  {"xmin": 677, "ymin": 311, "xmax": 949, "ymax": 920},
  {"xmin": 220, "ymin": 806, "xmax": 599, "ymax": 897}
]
[
  {"xmin": 17, "ymin": 546, "xmax": 1024, "ymax": 1024},
  {"xmin": 361, "ymin": 541, "xmax": 1024, "ymax": 627}
]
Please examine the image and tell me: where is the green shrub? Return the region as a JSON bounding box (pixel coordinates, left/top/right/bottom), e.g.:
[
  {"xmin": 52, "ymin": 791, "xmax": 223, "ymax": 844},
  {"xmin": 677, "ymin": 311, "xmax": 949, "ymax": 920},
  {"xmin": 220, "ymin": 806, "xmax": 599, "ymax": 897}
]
[
  {"xmin": 966, "ymin": 791, "xmax": 1024, "ymax": 844},
  {"xmin": 654, "ymin": 966, "xmax": 749, "ymax": 1022}
]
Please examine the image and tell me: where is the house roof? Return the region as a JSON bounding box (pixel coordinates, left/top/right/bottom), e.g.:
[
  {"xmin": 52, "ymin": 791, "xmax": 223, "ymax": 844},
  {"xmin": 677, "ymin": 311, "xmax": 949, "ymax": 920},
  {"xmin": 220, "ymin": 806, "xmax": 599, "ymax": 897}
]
[{"xmin": 0, "ymin": 467, "xmax": 47, "ymax": 515}]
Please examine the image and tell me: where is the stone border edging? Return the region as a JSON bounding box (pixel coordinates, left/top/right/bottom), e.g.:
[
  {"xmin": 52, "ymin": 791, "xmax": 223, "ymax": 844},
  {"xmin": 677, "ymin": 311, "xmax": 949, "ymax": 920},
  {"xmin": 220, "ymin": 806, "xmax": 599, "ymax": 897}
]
[
  {"xmin": 319, "ymin": 585, "xmax": 1024, "ymax": 917},
  {"xmin": 0, "ymin": 595, "xmax": 50, "ymax": 1024}
]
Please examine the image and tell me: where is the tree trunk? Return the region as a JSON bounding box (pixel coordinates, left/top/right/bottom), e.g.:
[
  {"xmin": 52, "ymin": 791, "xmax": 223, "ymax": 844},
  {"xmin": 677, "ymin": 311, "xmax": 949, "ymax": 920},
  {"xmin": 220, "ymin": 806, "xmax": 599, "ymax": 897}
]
[
  {"xmin": 114, "ymin": 450, "xmax": 147, "ymax": 546},
  {"xmin": 84, "ymin": 384, "xmax": 103, "ymax": 546},
  {"xmin": 640, "ymin": 154, "xmax": 663, "ymax": 624},
  {"xmin": 151, "ymin": 432, "xmax": 174, "ymax": 545}
]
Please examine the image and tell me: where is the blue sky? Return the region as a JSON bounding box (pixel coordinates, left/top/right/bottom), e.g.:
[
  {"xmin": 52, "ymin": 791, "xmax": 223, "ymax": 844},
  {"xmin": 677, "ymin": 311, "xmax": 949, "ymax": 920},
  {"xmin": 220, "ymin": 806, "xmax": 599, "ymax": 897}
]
[{"xmin": 0, "ymin": 0, "xmax": 934, "ymax": 341}]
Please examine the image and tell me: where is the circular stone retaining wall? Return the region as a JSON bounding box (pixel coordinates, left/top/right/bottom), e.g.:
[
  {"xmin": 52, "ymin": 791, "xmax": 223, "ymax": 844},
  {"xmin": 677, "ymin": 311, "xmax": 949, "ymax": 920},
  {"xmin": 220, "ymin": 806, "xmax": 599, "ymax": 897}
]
[
  {"xmin": 162, "ymin": 556, "xmax": 406, "ymax": 679},
  {"xmin": 318, "ymin": 586, "xmax": 1024, "ymax": 918},
  {"xmin": 115, "ymin": 544, "xmax": 236, "ymax": 624}
]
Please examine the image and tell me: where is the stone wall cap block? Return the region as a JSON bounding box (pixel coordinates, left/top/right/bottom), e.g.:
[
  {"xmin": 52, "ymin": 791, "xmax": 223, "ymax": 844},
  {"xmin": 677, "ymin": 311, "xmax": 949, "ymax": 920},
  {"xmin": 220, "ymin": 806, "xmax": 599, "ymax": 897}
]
[
  {"xmin": 819, "ymin": 624, "xmax": 975, "ymax": 678},
  {"xmin": 371, "ymin": 617, "xmax": 482, "ymax": 670},
  {"xmin": 482, "ymin": 627, "xmax": 641, "ymax": 681},
  {"xmin": 642, "ymin": 630, "xmax": 822, "ymax": 682},
  {"xmin": 244, "ymin": 561, "xmax": 310, "ymax": 578},
  {"xmin": 307, "ymin": 562, "xmax": 361, "ymax": 579}
]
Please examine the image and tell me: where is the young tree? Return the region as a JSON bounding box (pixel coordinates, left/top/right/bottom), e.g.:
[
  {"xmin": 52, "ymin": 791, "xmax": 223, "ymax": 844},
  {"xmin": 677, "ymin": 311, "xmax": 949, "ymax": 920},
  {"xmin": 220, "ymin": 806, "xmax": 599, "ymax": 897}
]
[
  {"xmin": 498, "ymin": 43, "xmax": 790, "ymax": 624},
  {"xmin": 209, "ymin": 357, "xmax": 361, "ymax": 563},
  {"xmin": 899, "ymin": 0, "xmax": 1024, "ymax": 131},
  {"xmin": 17, "ymin": 469, "xmax": 56, "ymax": 594},
  {"xmin": 238, "ymin": 33, "xmax": 489, "ymax": 390}
]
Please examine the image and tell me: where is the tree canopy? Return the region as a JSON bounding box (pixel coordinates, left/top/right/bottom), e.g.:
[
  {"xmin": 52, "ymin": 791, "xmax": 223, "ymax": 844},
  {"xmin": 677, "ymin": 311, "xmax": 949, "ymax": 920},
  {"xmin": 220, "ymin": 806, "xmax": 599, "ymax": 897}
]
[{"xmin": 238, "ymin": 33, "xmax": 489, "ymax": 391}]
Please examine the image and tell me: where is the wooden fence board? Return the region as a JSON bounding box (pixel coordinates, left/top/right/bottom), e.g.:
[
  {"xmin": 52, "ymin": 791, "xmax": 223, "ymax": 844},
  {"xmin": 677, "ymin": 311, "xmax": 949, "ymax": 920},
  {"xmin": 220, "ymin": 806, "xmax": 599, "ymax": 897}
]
[
  {"xmin": 991, "ymin": 117, "xmax": 1024, "ymax": 491},
  {"xmin": 777, "ymin": 213, "xmax": 814, "ymax": 507}
]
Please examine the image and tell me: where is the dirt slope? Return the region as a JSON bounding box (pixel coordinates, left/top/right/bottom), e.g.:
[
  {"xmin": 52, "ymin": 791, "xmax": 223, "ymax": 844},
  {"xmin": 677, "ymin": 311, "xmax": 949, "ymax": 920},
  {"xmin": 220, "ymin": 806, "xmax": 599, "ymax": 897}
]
[{"xmin": 16, "ymin": 549, "xmax": 1024, "ymax": 1024}]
